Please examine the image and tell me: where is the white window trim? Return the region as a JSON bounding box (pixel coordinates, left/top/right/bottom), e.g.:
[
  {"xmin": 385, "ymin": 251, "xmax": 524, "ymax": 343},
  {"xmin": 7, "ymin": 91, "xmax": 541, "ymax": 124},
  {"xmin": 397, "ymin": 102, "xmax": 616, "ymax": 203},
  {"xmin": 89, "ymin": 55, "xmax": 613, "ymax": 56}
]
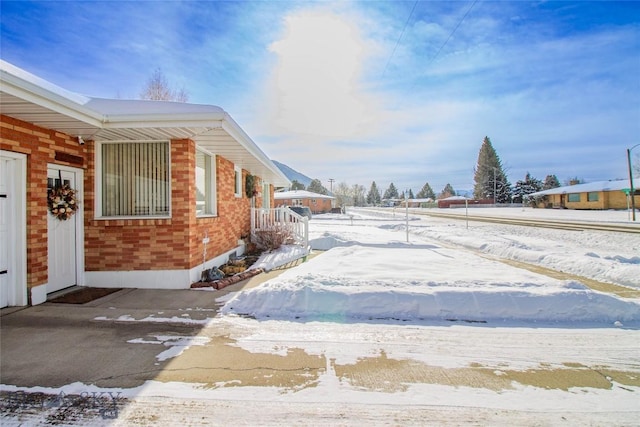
[
  {"xmin": 234, "ymin": 165, "xmax": 242, "ymax": 198},
  {"xmin": 262, "ymin": 182, "xmax": 270, "ymax": 209},
  {"xmin": 196, "ymin": 148, "xmax": 217, "ymax": 217},
  {"xmin": 95, "ymin": 140, "xmax": 172, "ymax": 219}
]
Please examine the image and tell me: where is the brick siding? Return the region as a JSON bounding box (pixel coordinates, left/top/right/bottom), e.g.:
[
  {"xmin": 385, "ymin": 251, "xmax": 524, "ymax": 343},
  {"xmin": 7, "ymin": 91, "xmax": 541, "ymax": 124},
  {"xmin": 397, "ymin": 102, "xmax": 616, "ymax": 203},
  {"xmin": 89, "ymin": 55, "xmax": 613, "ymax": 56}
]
[{"xmin": 275, "ymin": 197, "xmax": 333, "ymax": 213}]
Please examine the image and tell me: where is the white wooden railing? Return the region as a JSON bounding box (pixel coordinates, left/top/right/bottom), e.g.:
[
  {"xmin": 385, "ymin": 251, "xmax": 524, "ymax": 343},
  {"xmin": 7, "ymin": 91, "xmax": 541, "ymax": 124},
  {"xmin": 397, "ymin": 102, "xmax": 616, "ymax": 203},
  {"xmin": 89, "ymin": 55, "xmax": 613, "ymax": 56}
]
[{"xmin": 251, "ymin": 207, "xmax": 309, "ymax": 249}]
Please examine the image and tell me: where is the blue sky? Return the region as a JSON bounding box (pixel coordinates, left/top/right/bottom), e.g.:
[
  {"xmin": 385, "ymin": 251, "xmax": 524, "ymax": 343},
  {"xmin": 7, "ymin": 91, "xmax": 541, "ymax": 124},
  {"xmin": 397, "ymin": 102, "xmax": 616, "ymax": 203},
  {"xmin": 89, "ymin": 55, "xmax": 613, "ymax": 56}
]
[{"xmin": 2, "ymin": 1, "xmax": 639, "ymax": 194}]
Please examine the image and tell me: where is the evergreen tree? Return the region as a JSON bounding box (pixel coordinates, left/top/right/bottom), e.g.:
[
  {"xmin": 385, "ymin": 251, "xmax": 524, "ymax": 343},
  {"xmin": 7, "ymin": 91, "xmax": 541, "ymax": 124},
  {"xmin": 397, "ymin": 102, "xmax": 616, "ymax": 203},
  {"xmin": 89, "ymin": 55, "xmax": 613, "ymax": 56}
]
[
  {"xmin": 416, "ymin": 182, "xmax": 436, "ymax": 200},
  {"xmin": 383, "ymin": 182, "xmax": 399, "ymax": 200},
  {"xmin": 439, "ymin": 183, "xmax": 456, "ymax": 199},
  {"xmin": 290, "ymin": 180, "xmax": 305, "ymax": 191},
  {"xmin": 542, "ymin": 174, "xmax": 560, "ymax": 190},
  {"xmin": 366, "ymin": 181, "xmax": 382, "ymax": 206},
  {"xmin": 408, "ymin": 189, "xmax": 415, "ymax": 199},
  {"xmin": 307, "ymin": 179, "xmax": 328, "ymax": 195},
  {"xmin": 473, "ymin": 136, "xmax": 512, "ymax": 203},
  {"xmin": 512, "ymin": 172, "xmax": 543, "ymax": 203}
]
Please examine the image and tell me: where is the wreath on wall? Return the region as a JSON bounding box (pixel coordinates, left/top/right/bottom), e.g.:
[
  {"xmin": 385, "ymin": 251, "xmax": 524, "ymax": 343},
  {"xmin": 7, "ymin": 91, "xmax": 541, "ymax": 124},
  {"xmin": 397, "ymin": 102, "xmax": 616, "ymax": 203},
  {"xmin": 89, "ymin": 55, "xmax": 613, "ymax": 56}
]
[
  {"xmin": 48, "ymin": 183, "xmax": 78, "ymax": 221},
  {"xmin": 245, "ymin": 174, "xmax": 259, "ymax": 198}
]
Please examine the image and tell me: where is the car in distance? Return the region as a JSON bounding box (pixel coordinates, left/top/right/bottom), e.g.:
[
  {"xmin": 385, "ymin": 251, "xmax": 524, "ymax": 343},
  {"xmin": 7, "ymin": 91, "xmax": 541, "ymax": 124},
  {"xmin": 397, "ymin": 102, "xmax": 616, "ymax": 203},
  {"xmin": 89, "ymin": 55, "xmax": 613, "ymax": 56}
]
[{"xmin": 287, "ymin": 206, "xmax": 312, "ymax": 219}]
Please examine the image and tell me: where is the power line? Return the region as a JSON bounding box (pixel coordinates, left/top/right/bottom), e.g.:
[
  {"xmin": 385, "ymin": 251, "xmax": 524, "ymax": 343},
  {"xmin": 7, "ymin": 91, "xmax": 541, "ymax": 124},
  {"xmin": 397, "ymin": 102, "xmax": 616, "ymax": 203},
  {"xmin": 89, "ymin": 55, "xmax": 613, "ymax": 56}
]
[
  {"xmin": 382, "ymin": 0, "xmax": 419, "ymax": 77},
  {"xmin": 427, "ymin": 0, "xmax": 479, "ymax": 67}
]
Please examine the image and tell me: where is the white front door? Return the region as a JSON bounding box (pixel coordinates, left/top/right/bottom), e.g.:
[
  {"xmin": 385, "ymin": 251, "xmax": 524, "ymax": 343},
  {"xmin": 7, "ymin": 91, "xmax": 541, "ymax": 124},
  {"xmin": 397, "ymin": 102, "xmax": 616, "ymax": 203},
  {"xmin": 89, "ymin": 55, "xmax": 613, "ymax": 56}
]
[
  {"xmin": 0, "ymin": 158, "xmax": 10, "ymax": 307},
  {"xmin": 47, "ymin": 168, "xmax": 78, "ymax": 293}
]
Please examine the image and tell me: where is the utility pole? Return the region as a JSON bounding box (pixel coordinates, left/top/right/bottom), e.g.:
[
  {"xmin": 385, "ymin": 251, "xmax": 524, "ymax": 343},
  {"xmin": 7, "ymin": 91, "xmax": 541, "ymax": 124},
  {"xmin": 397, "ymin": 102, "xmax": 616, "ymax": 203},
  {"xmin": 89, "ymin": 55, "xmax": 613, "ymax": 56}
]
[
  {"xmin": 628, "ymin": 145, "xmax": 639, "ymax": 221},
  {"xmin": 405, "ymin": 189, "xmax": 409, "ymax": 243},
  {"xmin": 328, "ymin": 178, "xmax": 335, "ymax": 193}
]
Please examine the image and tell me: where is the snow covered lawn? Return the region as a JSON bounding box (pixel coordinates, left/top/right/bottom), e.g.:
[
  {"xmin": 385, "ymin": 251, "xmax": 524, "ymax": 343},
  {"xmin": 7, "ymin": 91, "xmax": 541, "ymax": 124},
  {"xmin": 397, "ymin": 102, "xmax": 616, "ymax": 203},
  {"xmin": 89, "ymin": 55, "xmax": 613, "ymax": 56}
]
[{"xmin": 223, "ymin": 208, "xmax": 640, "ymax": 326}]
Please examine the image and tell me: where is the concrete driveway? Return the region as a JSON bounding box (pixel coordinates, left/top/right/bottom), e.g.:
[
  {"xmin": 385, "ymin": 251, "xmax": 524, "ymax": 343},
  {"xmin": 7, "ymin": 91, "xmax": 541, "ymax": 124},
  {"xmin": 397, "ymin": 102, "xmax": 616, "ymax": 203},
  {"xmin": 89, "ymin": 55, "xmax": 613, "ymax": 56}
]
[{"xmin": 1, "ymin": 268, "xmax": 284, "ymax": 389}]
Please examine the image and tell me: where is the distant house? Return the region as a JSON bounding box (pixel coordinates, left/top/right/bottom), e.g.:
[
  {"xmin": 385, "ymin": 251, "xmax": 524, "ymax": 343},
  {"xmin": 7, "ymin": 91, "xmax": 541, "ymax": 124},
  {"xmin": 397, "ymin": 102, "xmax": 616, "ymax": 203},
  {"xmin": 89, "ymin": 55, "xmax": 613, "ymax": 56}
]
[
  {"xmin": 0, "ymin": 60, "xmax": 289, "ymax": 307},
  {"xmin": 274, "ymin": 190, "xmax": 334, "ymax": 214},
  {"xmin": 437, "ymin": 196, "xmax": 475, "ymax": 209},
  {"xmin": 400, "ymin": 198, "xmax": 434, "ymax": 208},
  {"xmin": 527, "ymin": 179, "xmax": 639, "ymax": 210}
]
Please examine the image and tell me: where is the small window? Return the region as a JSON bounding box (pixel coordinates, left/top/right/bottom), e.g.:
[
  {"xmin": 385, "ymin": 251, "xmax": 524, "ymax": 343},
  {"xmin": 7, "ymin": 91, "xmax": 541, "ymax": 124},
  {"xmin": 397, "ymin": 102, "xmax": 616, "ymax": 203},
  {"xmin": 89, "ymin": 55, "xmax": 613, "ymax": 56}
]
[
  {"xmin": 587, "ymin": 192, "xmax": 599, "ymax": 202},
  {"xmin": 234, "ymin": 166, "xmax": 242, "ymax": 198},
  {"xmin": 195, "ymin": 150, "xmax": 217, "ymax": 216},
  {"xmin": 568, "ymin": 193, "xmax": 580, "ymax": 203},
  {"xmin": 262, "ymin": 182, "xmax": 270, "ymax": 208},
  {"xmin": 312, "ymin": 199, "xmax": 317, "ymax": 204},
  {"xmin": 293, "ymin": 199, "xmax": 303, "ymax": 206}
]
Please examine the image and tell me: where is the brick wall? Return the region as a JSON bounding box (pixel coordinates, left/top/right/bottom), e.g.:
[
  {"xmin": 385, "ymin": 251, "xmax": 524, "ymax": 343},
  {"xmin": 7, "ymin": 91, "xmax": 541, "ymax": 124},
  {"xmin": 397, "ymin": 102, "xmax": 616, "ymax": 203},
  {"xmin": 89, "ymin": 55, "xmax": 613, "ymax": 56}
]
[
  {"xmin": 84, "ymin": 139, "xmax": 193, "ymax": 271},
  {"xmin": 275, "ymin": 197, "xmax": 333, "ymax": 213},
  {"xmin": 190, "ymin": 156, "xmax": 252, "ymax": 270},
  {"xmin": 0, "ymin": 114, "xmax": 87, "ymax": 296},
  {"xmin": 85, "ymin": 140, "xmax": 255, "ymax": 274}
]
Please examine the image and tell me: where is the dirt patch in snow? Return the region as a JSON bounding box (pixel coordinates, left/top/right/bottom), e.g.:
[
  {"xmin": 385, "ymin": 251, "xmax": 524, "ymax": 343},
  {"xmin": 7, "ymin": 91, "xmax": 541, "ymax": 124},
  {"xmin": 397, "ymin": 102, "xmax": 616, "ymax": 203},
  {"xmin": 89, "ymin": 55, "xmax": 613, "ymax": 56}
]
[
  {"xmin": 491, "ymin": 257, "xmax": 640, "ymax": 298},
  {"xmin": 153, "ymin": 335, "xmax": 325, "ymax": 391},
  {"xmin": 333, "ymin": 351, "xmax": 640, "ymax": 392}
]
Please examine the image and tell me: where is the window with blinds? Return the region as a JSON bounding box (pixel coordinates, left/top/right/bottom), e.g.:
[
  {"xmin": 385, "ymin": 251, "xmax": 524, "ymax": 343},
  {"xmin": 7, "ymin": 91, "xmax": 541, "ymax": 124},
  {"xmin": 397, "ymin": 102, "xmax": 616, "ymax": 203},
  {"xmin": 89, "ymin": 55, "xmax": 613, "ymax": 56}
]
[
  {"xmin": 195, "ymin": 149, "xmax": 217, "ymax": 216},
  {"xmin": 101, "ymin": 142, "xmax": 170, "ymax": 217}
]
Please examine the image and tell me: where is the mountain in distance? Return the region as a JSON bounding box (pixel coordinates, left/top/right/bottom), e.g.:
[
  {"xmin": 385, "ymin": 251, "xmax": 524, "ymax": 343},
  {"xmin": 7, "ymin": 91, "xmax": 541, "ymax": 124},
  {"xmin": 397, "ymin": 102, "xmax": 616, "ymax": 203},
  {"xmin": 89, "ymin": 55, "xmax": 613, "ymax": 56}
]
[{"xmin": 272, "ymin": 160, "xmax": 312, "ymax": 188}]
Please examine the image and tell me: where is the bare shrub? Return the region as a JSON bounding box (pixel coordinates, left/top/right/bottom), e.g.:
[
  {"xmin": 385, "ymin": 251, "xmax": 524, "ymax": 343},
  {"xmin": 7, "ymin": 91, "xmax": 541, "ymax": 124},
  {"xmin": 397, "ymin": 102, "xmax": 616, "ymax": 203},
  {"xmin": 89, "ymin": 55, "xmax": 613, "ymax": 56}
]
[{"xmin": 253, "ymin": 224, "xmax": 294, "ymax": 251}]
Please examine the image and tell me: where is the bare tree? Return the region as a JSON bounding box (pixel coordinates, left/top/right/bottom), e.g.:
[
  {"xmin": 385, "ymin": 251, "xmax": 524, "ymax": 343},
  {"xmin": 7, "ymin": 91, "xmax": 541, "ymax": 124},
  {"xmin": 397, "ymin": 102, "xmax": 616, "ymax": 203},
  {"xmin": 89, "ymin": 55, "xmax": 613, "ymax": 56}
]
[
  {"xmin": 333, "ymin": 182, "xmax": 353, "ymax": 207},
  {"xmin": 140, "ymin": 68, "xmax": 189, "ymax": 102},
  {"xmin": 351, "ymin": 184, "xmax": 366, "ymax": 207}
]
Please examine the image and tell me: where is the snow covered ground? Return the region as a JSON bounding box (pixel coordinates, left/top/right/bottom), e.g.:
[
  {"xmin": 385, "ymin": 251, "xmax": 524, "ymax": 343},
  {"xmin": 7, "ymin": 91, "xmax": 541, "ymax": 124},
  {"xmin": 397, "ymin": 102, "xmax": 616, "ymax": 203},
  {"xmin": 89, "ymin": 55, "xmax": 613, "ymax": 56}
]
[
  {"xmin": 223, "ymin": 207, "xmax": 640, "ymax": 325},
  {"xmin": 3, "ymin": 207, "xmax": 639, "ymax": 425}
]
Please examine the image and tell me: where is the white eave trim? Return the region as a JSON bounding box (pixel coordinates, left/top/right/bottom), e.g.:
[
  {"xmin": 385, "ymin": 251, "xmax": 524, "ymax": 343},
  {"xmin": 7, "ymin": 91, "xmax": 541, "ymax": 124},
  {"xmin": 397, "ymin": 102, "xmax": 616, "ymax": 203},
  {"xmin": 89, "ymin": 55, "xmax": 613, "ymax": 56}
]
[
  {"xmin": 102, "ymin": 112, "xmax": 226, "ymax": 127},
  {"xmin": 0, "ymin": 61, "xmax": 104, "ymax": 127},
  {"xmin": 221, "ymin": 115, "xmax": 289, "ymax": 184}
]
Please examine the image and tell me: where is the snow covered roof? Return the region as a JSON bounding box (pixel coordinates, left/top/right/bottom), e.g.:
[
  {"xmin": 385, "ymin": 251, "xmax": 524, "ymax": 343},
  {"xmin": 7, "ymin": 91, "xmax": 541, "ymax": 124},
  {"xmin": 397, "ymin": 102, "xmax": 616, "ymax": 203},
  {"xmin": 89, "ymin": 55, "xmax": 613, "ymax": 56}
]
[
  {"xmin": 440, "ymin": 196, "xmax": 470, "ymax": 201},
  {"xmin": 274, "ymin": 190, "xmax": 335, "ymax": 200},
  {"xmin": 528, "ymin": 179, "xmax": 631, "ymax": 197},
  {"xmin": 0, "ymin": 60, "xmax": 289, "ymax": 186}
]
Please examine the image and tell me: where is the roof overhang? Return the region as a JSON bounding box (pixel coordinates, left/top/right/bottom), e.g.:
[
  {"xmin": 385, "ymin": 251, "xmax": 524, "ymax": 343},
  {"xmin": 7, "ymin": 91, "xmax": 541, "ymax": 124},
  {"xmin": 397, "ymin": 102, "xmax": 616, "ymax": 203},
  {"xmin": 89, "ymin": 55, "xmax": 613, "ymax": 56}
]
[{"xmin": 0, "ymin": 60, "xmax": 289, "ymax": 187}]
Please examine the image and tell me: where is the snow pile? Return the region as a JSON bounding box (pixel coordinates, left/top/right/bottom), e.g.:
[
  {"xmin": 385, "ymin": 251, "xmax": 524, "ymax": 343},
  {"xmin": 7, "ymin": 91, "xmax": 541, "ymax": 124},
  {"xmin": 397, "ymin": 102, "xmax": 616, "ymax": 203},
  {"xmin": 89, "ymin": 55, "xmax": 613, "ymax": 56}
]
[
  {"xmin": 222, "ymin": 210, "xmax": 640, "ymax": 325},
  {"xmin": 249, "ymin": 245, "xmax": 308, "ymax": 271}
]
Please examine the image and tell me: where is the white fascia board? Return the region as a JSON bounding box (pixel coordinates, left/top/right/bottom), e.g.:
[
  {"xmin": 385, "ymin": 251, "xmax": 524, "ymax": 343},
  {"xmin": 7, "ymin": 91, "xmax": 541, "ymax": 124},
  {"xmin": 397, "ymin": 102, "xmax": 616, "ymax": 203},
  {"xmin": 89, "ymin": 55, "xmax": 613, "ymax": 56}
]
[
  {"xmin": 221, "ymin": 114, "xmax": 290, "ymax": 185},
  {"xmin": 0, "ymin": 64, "xmax": 103, "ymax": 128},
  {"xmin": 102, "ymin": 112, "xmax": 226, "ymax": 127},
  {"xmin": 103, "ymin": 117, "xmax": 225, "ymax": 131}
]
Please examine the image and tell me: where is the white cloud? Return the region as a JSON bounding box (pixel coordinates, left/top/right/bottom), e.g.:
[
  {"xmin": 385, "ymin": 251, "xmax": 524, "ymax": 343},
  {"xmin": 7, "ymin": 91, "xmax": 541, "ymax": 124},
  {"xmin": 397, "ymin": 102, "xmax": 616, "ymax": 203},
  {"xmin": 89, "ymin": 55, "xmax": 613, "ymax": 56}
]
[{"xmin": 260, "ymin": 9, "xmax": 382, "ymax": 139}]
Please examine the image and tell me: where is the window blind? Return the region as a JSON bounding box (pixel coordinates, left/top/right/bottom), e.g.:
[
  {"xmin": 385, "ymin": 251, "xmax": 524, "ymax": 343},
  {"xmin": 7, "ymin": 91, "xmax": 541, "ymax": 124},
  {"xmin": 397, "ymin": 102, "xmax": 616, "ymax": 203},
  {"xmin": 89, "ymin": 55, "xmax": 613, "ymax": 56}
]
[{"xmin": 102, "ymin": 142, "xmax": 169, "ymax": 216}]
